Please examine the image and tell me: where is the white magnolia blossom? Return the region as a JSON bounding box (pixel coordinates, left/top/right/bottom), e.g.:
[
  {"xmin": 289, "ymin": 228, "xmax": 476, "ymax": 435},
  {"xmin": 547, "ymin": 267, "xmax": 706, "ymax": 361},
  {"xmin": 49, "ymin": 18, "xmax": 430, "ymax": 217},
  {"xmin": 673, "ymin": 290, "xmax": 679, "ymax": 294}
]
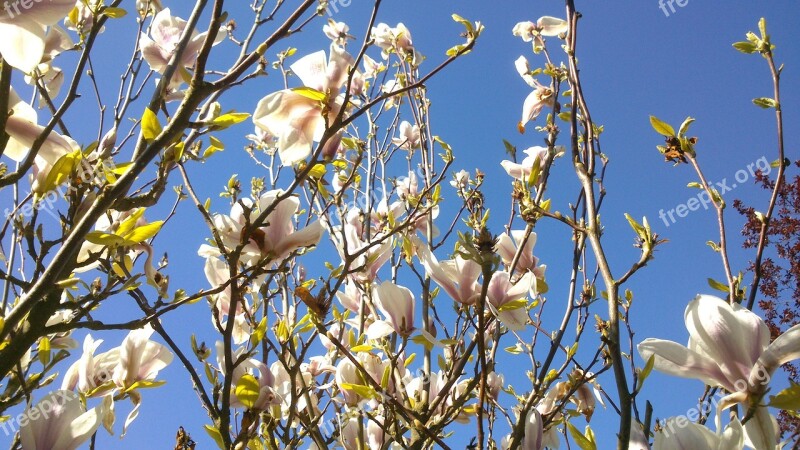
[
  {"xmin": 203, "ymin": 256, "xmax": 252, "ymax": 344},
  {"xmin": 367, "ymin": 281, "xmax": 416, "ymax": 339},
  {"xmin": 514, "ymin": 56, "xmax": 555, "ymax": 131},
  {"xmin": 23, "ymin": 25, "xmax": 72, "ymax": 107},
  {"xmin": 486, "ymin": 271, "xmax": 534, "ymax": 331},
  {"xmin": 3, "ymin": 86, "xmax": 77, "ymax": 168},
  {"xmin": 371, "ymin": 22, "xmax": 414, "ymax": 59},
  {"xmin": 253, "ymin": 46, "xmax": 354, "ymax": 165},
  {"xmin": 450, "ymin": 169, "xmax": 471, "ymax": 190},
  {"xmin": 653, "ymin": 417, "xmax": 743, "ymax": 450},
  {"xmin": 495, "ymin": 229, "xmax": 547, "ymax": 279},
  {"xmin": 73, "ymin": 209, "xmax": 146, "ymax": 273},
  {"xmin": 500, "ymin": 145, "xmax": 554, "ymax": 181},
  {"xmin": 61, "ymin": 335, "xmax": 119, "ymax": 396},
  {"xmin": 327, "ymin": 209, "xmax": 393, "ymax": 282},
  {"xmin": 512, "ymin": 16, "xmax": 569, "ymax": 47},
  {"xmin": 20, "ymin": 390, "xmax": 108, "ymax": 450},
  {"xmin": 392, "ymin": 120, "xmax": 421, "ymax": 149},
  {"xmin": 638, "ymin": 295, "xmax": 800, "ymax": 449},
  {"xmin": 139, "ymin": 8, "xmax": 223, "ymax": 88},
  {"xmin": 199, "ymin": 190, "xmax": 324, "ymax": 266},
  {"xmin": 418, "ymin": 243, "xmax": 482, "ymax": 305},
  {"xmin": 0, "ymin": 0, "xmax": 74, "ymax": 73},
  {"xmin": 323, "ymin": 18, "xmax": 352, "ymax": 46}
]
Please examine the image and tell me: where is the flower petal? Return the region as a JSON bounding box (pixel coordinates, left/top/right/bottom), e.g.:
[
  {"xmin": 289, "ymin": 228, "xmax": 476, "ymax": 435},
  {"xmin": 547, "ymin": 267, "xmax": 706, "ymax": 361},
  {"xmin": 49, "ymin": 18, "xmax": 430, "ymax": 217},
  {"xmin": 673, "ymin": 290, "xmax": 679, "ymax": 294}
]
[{"xmin": 637, "ymin": 338, "xmax": 733, "ymax": 390}]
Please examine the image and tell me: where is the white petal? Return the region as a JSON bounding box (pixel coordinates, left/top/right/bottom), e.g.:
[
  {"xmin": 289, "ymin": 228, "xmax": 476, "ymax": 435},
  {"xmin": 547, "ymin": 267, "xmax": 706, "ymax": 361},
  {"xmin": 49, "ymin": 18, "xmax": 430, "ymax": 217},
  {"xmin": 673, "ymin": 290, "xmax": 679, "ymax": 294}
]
[
  {"xmin": 638, "ymin": 338, "xmax": 733, "ymax": 390},
  {"xmin": 0, "ymin": 20, "xmax": 46, "ymax": 73}
]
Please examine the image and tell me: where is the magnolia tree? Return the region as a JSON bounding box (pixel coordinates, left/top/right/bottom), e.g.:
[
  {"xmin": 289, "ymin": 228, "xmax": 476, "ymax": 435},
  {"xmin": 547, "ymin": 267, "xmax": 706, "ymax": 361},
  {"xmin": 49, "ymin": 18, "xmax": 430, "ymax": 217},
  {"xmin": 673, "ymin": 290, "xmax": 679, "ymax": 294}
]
[{"xmin": 0, "ymin": 0, "xmax": 796, "ymax": 449}]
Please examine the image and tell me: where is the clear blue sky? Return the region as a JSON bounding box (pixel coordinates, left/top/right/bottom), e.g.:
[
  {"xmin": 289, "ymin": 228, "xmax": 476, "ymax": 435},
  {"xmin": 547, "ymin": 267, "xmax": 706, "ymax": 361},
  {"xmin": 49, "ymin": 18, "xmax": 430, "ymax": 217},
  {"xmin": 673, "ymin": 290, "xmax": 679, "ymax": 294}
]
[{"xmin": 3, "ymin": 1, "xmax": 799, "ymax": 448}]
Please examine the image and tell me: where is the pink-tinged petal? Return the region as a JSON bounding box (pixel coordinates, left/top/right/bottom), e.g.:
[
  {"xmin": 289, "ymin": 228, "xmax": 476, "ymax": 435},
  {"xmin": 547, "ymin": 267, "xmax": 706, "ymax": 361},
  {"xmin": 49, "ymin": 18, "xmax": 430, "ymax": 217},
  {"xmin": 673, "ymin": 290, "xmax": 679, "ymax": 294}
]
[
  {"xmin": 522, "ymin": 409, "xmax": 544, "ymax": 450},
  {"xmin": 373, "ymin": 281, "xmax": 415, "ymax": 336},
  {"xmin": 742, "ymin": 407, "xmax": 778, "ymax": 450},
  {"xmin": 275, "ymin": 220, "xmax": 323, "ymax": 258},
  {"xmin": 653, "ymin": 418, "xmax": 718, "ymax": 450},
  {"xmin": 637, "ymin": 338, "xmax": 733, "ymax": 391},
  {"xmin": 290, "ymin": 50, "xmax": 328, "ymax": 91},
  {"xmin": 139, "ymin": 32, "xmax": 170, "ymax": 73},
  {"xmin": 4, "ymin": 115, "xmax": 73, "ymax": 164},
  {"xmin": 684, "ymin": 295, "xmax": 769, "ymax": 385},
  {"xmin": 753, "ymin": 322, "xmax": 800, "ymax": 382},
  {"xmin": 253, "ymin": 90, "xmax": 320, "ymax": 164},
  {"xmin": 536, "ymin": 16, "xmax": 569, "ymax": 36},
  {"xmin": 20, "ymin": 390, "xmax": 103, "ymax": 450},
  {"xmin": 366, "ymin": 320, "xmax": 396, "ymax": 340},
  {"xmin": 520, "ymin": 89, "xmax": 549, "ymax": 129},
  {"xmin": 0, "ymin": 20, "xmax": 46, "ymax": 73},
  {"xmin": 19, "ymin": 0, "xmax": 76, "ymax": 25}
]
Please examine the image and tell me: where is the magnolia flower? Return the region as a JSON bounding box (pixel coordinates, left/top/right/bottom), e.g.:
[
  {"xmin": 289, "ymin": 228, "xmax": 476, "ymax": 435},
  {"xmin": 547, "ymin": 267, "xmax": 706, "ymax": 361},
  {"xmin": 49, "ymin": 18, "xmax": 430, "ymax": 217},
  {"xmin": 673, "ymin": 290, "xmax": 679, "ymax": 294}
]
[
  {"xmin": 367, "ymin": 281, "xmax": 415, "ymax": 339},
  {"xmin": 392, "ymin": 120, "xmax": 421, "ymax": 149},
  {"xmin": 112, "ymin": 325, "xmax": 173, "ymax": 435},
  {"xmin": 418, "ymin": 244, "xmax": 482, "ymax": 305},
  {"xmin": 253, "ymin": 46, "xmax": 353, "ymax": 165},
  {"xmin": 450, "ymin": 169, "xmax": 471, "ymax": 190},
  {"xmin": 638, "ymin": 295, "xmax": 800, "ymax": 449},
  {"xmin": 502, "ymin": 409, "xmax": 544, "ymax": 450},
  {"xmin": 495, "ymin": 229, "xmax": 547, "ymax": 279},
  {"xmin": 500, "ymin": 146, "xmax": 553, "ymax": 181},
  {"xmin": 512, "ymin": 16, "xmax": 569, "ymax": 46},
  {"xmin": 0, "ymin": 0, "xmax": 74, "ymax": 72},
  {"xmin": 335, "ymin": 353, "xmax": 390, "ymax": 406},
  {"xmin": 371, "ymin": 22, "xmax": 414, "ymax": 58},
  {"xmin": 3, "ymin": 87, "xmax": 76, "ymax": 167},
  {"xmin": 61, "ymin": 335, "xmax": 119, "ymax": 396},
  {"xmin": 327, "ymin": 209, "xmax": 393, "ymax": 282},
  {"xmin": 20, "ymin": 390, "xmax": 107, "ymax": 450},
  {"xmin": 361, "ymin": 53, "xmax": 383, "ymax": 79},
  {"xmin": 136, "ymin": 0, "xmax": 164, "ymax": 17},
  {"xmin": 515, "ymin": 56, "xmax": 555, "ymax": 131},
  {"xmin": 139, "ymin": 8, "xmax": 223, "ymax": 88},
  {"xmin": 323, "ymin": 19, "xmax": 352, "ymax": 45},
  {"xmin": 204, "ymin": 257, "xmax": 251, "ymax": 344},
  {"xmin": 271, "ymin": 359, "xmax": 319, "ymax": 420},
  {"xmin": 653, "ymin": 417, "xmax": 743, "ymax": 450},
  {"xmin": 24, "ymin": 25, "xmax": 73, "ymax": 107},
  {"xmin": 200, "ymin": 190, "xmax": 324, "ymax": 266},
  {"xmin": 486, "ymin": 271, "xmax": 534, "ymax": 331}
]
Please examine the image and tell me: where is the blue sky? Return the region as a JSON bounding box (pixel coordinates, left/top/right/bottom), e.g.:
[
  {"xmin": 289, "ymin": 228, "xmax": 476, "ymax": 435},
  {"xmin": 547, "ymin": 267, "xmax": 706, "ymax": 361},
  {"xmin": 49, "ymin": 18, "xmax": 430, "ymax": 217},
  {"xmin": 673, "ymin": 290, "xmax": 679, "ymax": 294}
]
[{"xmin": 2, "ymin": 0, "xmax": 799, "ymax": 448}]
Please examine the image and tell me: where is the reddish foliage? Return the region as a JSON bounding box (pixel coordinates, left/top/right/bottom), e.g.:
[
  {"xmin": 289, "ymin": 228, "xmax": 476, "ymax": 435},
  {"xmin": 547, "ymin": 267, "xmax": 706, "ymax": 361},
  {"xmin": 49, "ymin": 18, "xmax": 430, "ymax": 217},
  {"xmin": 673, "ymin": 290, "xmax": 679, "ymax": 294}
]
[{"xmin": 734, "ymin": 159, "xmax": 800, "ymax": 438}]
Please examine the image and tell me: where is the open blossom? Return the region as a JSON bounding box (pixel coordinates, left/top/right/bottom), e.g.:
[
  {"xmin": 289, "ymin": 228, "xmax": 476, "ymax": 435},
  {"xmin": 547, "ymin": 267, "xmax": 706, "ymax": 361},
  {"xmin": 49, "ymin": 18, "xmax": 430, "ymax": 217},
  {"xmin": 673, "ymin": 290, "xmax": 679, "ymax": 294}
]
[
  {"xmin": 3, "ymin": 87, "xmax": 77, "ymax": 167},
  {"xmin": 638, "ymin": 295, "xmax": 800, "ymax": 449},
  {"xmin": 502, "ymin": 409, "xmax": 544, "ymax": 450},
  {"xmin": 323, "ymin": 19, "xmax": 352, "ymax": 45},
  {"xmin": 653, "ymin": 417, "xmax": 743, "ymax": 450},
  {"xmin": 327, "ymin": 209, "xmax": 393, "ymax": 282},
  {"xmin": 139, "ymin": 8, "xmax": 223, "ymax": 88},
  {"xmin": 253, "ymin": 45, "xmax": 354, "ymax": 165},
  {"xmin": 500, "ymin": 146, "xmax": 555, "ymax": 181},
  {"xmin": 216, "ymin": 343, "xmax": 279, "ymax": 411},
  {"xmin": 515, "ymin": 56, "xmax": 555, "ymax": 131},
  {"xmin": 61, "ymin": 335, "xmax": 119, "ymax": 396},
  {"xmin": 20, "ymin": 390, "xmax": 108, "ymax": 450},
  {"xmin": 24, "ymin": 25, "xmax": 73, "ymax": 107},
  {"xmin": 486, "ymin": 271, "xmax": 534, "ymax": 331},
  {"xmin": 495, "ymin": 230, "xmax": 547, "ymax": 279},
  {"xmin": 512, "ymin": 16, "xmax": 569, "ymax": 47},
  {"xmin": 0, "ymin": 0, "xmax": 74, "ymax": 72},
  {"xmin": 371, "ymin": 22, "xmax": 414, "ymax": 58},
  {"xmin": 418, "ymin": 243, "xmax": 482, "ymax": 305},
  {"xmin": 199, "ymin": 190, "xmax": 324, "ymax": 266},
  {"xmin": 450, "ymin": 169, "xmax": 471, "ymax": 190},
  {"xmin": 367, "ymin": 281, "xmax": 416, "ymax": 339},
  {"xmin": 203, "ymin": 257, "xmax": 251, "ymax": 344},
  {"xmin": 392, "ymin": 120, "xmax": 421, "ymax": 149}
]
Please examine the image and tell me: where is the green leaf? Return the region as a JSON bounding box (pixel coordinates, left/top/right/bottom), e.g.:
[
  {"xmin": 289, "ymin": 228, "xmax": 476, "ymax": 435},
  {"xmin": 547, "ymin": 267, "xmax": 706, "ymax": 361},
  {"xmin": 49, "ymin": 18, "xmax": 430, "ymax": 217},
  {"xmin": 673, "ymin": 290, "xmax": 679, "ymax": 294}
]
[
  {"xmin": 649, "ymin": 116, "xmax": 675, "ymax": 137},
  {"xmin": 116, "ymin": 208, "xmax": 146, "ymax": 237},
  {"xmin": 637, "ymin": 354, "xmax": 655, "ymax": 391},
  {"xmin": 687, "ymin": 182, "xmax": 702, "ymax": 189},
  {"xmin": 451, "ymin": 13, "xmax": 473, "ymax": 33},
  {"xmin": 753, "ymin": 97, "xmax": 778, "ymax": 109},
  {"xmin": 350, "ymin": 344, "xmax": 374, "ymax": 353},
  {"xmin": 123, "ymin": 221, "xmax": 164, "ymax": 244},
  {"xmin": 769, "ymin": 382, "xmax": 800, "ymax": 410},
  {"xmin": 339, "ymin": 382, "xmax": 377, "ymax": 400},
  {"xmin": 204, "ymin": 425, "xmax": 227, "ymax": 450},
  {"xmin": 502, "ymin": 139, "xmax": 516, "ymax": 159},
  {"xmin": 141, "ymin": 108, "xmax": 162, "ymax": 142},
  {"xmin": 39, "ymin": 149, "xmax": 81, "ymax": 196},
  {"xmin": 102, "ymin": 6, "xmax": 127, "ymax": 18},
  {"xmin": 38, "ymin": 337, "xmax": 51, "ymax": 365},
  {"xmin": 211, "ymin": 112, "xmax": 251, "ymax": 129},
  {"xmin": 733, "ymin": 41, "xmax": 757, "ymax": 54},
  {"xmin": 677, "ymin": 116, "xmax": 695, "ymax": 136},
  {"xmin": 498, "ymin": 298, "xmax": 528, "ymax": 312},
  {"xmin": 235, "ymin": 374, "xmax": 260, "ymax": 409},
  {"xmin": 566, "ymin": 422, "xmax": 597, "ymax": 450},
  {"xmin": 291, "ymin": 87, "xmax": 326, "ymax": 102},
  {"xmin": 85, "ymin": 231, "xmax": 128, "ymax": 246},
  {"xmin": 707, "ymin": 278, "xmax": 729, "ymax": 292},
  {"xmin": 209, "ymin": 136, "xmax": 225, "ymax": 150}
]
